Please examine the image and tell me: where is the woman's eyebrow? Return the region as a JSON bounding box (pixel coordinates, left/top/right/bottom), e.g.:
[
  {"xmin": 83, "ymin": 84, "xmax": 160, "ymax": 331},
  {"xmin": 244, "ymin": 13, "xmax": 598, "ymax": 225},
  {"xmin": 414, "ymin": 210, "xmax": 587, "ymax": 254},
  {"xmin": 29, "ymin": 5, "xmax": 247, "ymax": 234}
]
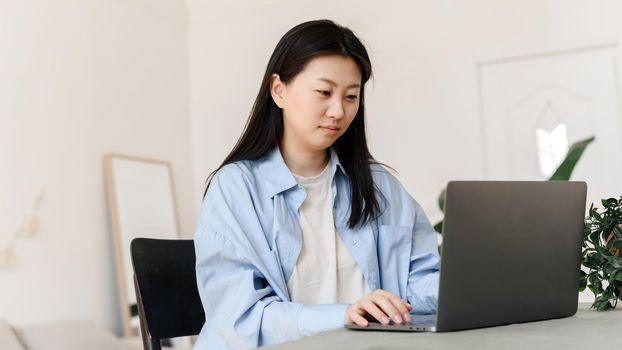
[{"xmin": 317, "ymin": 77, "xmax": 360, "ymax": 89}]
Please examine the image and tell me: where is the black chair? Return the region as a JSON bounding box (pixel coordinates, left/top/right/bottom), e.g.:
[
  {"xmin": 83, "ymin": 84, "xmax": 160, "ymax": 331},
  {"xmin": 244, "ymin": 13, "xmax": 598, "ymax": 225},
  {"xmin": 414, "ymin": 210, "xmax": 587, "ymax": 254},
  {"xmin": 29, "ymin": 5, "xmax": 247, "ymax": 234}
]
[{"xmin": 130, "ymin": 238, "xmax": 205, "ymax": 350}]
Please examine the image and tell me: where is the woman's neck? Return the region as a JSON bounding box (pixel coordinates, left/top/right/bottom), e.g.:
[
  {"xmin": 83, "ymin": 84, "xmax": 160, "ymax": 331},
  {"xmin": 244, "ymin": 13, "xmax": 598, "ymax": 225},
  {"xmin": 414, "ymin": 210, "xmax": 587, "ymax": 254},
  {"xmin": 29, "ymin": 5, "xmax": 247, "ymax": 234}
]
[{"xmin": 280, "ymin": 142, "xmax": 329, "ymax": 177}]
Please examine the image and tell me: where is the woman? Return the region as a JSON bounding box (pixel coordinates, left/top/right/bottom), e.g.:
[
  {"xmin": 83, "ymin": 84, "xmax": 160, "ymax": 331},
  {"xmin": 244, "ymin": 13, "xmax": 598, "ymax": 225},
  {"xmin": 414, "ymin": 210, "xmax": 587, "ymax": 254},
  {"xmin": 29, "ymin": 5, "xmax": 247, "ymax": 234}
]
[{"xmin": 194, "ymin": 19, "xmax": 440, "ymax": 349}]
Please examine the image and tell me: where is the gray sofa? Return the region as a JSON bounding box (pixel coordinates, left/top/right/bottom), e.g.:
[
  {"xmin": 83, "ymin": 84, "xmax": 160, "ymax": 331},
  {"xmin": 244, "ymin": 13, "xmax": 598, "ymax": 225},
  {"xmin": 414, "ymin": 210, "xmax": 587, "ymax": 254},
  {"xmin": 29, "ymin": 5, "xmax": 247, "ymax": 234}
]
[{"xmin": 0, "ymin": 319, "xmax": 141, "ymax": 350}]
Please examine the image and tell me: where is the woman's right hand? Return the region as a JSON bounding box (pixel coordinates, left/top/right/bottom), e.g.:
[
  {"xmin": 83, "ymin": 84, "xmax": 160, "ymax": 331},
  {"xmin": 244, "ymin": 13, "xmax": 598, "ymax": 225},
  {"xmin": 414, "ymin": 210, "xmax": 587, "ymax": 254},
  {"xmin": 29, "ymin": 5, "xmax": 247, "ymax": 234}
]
[{"xmin": 344, "ymin": 289, "xmax": 412, "ymax": 327}]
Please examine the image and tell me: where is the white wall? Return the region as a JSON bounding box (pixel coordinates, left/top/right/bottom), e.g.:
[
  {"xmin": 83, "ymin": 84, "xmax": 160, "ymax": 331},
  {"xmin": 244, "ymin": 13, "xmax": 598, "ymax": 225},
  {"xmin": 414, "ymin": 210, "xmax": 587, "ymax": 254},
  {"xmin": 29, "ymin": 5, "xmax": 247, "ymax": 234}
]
[
  {"xmin": 0, "ymin": 0, "xmax": 192, "ymax": 334},
  {"xmin": 188, "ymin": 0, "xmax": 622, "ymax": 218},
  {"xmin": 188, "ymin": 0, "xmax": 622, "ymax": 303}
]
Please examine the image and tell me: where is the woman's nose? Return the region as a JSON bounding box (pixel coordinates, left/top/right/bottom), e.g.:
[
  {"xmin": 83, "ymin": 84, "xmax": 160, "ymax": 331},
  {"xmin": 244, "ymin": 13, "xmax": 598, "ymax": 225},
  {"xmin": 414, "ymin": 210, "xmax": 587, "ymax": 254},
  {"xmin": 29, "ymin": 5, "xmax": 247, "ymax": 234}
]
[{"xmin": 327, "ymin": 100, "xmax": 345, "ymax": 119}]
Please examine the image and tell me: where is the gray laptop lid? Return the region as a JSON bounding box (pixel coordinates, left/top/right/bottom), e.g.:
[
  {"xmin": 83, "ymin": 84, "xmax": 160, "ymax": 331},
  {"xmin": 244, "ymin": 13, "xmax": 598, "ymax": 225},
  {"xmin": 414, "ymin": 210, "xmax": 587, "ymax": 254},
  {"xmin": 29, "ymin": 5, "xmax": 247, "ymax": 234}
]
[{"xmin": 436, "ymin": 181, "xmax": 587, "ymax": 332}]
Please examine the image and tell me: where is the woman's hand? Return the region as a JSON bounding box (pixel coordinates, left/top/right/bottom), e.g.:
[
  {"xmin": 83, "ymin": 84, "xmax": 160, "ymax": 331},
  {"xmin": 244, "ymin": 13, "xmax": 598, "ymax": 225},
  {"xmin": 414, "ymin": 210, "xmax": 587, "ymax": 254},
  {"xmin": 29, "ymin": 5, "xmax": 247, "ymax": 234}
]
[{"xmin": 344, "ymin": 289, "xmax": 412, "ymax": 326}]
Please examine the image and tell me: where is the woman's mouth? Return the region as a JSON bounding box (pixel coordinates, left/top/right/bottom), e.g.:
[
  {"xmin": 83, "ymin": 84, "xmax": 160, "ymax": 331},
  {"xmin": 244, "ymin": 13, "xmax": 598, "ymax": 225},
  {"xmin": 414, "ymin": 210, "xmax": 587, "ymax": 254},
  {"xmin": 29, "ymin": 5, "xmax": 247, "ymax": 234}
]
[{"xmin": 320, "ymin": 126, "xmax": 340, "ymax": 136}]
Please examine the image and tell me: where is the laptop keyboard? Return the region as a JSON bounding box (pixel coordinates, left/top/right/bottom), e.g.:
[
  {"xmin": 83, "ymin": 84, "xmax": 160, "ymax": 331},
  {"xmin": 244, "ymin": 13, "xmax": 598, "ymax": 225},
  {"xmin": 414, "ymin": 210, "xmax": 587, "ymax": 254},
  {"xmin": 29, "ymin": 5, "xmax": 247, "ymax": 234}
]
[{"xmin": 368, "ymin": 314, "xmax": 437, "ymax": 326}]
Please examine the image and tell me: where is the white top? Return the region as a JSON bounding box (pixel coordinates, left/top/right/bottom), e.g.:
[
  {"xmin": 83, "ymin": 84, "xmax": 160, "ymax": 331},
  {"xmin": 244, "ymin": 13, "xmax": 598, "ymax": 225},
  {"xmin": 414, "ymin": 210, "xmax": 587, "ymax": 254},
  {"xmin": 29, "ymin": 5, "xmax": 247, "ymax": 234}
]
[{"xmin": 287, "ymin": 160, "xmax": 371, "ymax": 304}]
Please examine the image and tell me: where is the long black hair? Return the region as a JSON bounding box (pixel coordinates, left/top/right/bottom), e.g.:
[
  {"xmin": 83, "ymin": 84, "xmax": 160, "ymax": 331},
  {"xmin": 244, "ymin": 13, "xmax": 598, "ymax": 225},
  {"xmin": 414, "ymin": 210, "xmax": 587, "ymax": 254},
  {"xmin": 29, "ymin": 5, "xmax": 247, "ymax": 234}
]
[{"xmin": 205, "ymin": 19, "xmax": 382, "ymax": 229}]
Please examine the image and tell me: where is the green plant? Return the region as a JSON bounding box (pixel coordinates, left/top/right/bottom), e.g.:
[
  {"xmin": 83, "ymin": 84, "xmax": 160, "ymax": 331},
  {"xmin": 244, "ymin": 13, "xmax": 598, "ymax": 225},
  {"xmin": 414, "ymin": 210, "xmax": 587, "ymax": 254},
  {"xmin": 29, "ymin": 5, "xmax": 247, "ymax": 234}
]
[
  {"xmin": 580, "ymin": 197, "xmax": 622, "ymax": 310},
  {"xmin": 434, "ymin": 136, "xmax": 595, "ymax": 233}
]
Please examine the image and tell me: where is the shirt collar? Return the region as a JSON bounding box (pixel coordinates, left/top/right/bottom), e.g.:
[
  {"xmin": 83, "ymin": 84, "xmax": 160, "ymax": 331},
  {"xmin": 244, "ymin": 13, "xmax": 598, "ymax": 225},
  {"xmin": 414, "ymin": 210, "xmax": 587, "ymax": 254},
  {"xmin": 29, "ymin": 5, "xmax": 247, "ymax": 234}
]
[{"xmin": 258, "ymin": 146, "xmax": 348, "ymax": 198}]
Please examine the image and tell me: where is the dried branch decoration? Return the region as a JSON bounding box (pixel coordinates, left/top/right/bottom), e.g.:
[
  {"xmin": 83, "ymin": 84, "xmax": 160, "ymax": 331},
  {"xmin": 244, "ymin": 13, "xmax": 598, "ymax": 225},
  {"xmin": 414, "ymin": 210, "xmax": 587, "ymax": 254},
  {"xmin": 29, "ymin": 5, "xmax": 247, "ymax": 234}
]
[{"xmin": 0, "ymin": 189, "xmax": 45, "ymax": 268}]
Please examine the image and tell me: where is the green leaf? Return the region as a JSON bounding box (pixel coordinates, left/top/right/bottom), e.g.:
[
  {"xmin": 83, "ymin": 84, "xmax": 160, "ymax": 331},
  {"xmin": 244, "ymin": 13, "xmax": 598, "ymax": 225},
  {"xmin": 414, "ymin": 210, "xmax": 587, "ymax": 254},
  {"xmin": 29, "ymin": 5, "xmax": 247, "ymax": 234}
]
[
  {"xmin": 609, "ymin": 270, "xmax": 622, "ymax": 283},
  {"xmin": 605, "ymin": 263, "xmax": 619, "ymax": 276},
  {"xmin": 596, "ymin": 246, "xmax": 613, "ymax": 257},
  {"xmin": 583, "ymin": 224, "xmax": 592, "ymax": 237},
  {"xmin": 582, "ymin": 261, "xmax": 598, "ymax": 270},
  {"xmin": 596, "ymin": 300, "xmax": 613, "ymax": 311},
  {"xmin": 587, "ymin": 283, "xmax": 597, "ymax": 294},
  {"xmin": 583, "ymin": 253, "xmax": 604, "ymax": 269},
  {"xmin": 438, "ymin": 188, "xmax": 446, "ymax": 212},
  {"xmin": 593, "ymin": 252, "xmax": 606, "ymax": 264},
  {"xmin": 582, "ymin": 260, "xmax": 597, "ymax": 270},
  {"xmin": 597, "ymin": 283, "xmax": 605, "ymax": 294},
  {"xmin": 606, "ymin": 238, "xmax": 622, "ymax": 250},
  {"xmin": 548, "ymin": 136, "xmax": 595, "ymax": 181},
  {"xmin": 607, "ymin": 256, "xmax": 622, "ymax": 269},
  {"xmin": 589, "ymin": 231, "xmax": 601, "ymax": 246},
  {"xmin": 596, "ymin": 290, "xmax": 615, "ymax": 303},
  {"xmin": 434, "ymin": 221, "xmax": 443, "ymax": 234},
  {"xmin": 588, "ymin": 282, "xmax": 604, "ymax": 295},
  {"xmin": 614, "ymin": 225, "xmax": 622, "ymax": 238},
  {"xmin": 579, "ymin": 271, "xmax": 588, "ymax": 291},
  {"xmin": 588, "ymin": 272, "xmax": 601, "ymax": 284}
]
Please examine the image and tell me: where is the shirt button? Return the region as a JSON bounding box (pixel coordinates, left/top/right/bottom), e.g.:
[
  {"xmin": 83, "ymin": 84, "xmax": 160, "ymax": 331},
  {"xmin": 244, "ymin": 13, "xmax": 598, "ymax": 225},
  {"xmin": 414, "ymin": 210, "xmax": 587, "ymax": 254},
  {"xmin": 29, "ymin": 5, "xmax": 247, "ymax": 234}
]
[{"xmin": 351, "ymin": 239, "xmax": 357, "ymax": 245}]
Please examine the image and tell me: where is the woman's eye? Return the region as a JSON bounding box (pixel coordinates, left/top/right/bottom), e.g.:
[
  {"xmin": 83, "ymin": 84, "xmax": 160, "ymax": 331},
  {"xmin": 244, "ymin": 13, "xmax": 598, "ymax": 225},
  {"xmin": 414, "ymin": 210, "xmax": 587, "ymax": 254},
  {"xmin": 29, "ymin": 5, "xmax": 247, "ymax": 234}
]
[
  {"xmin": 316, "ymin": 90, "xmax": 330, "ymax": 96},
  {"xmin": 316, "ymin": 90, "xmax": 358, "ymax": 101}
]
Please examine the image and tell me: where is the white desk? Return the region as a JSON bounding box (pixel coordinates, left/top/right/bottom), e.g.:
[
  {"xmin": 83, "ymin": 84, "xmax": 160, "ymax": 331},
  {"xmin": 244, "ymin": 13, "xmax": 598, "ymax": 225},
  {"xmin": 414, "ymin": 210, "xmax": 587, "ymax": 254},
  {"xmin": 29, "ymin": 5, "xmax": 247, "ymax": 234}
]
[{"xmin": 265, "ymin": 303, "xmax": 621, "ymax": 350}]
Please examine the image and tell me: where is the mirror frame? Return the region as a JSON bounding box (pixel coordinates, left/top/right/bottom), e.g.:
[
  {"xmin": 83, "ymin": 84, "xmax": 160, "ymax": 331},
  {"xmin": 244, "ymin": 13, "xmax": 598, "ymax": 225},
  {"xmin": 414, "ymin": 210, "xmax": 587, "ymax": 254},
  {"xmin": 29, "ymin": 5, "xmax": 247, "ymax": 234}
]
[{"xmin": 104, "ymin": 154, "xmax": 181, "ymax": 337}]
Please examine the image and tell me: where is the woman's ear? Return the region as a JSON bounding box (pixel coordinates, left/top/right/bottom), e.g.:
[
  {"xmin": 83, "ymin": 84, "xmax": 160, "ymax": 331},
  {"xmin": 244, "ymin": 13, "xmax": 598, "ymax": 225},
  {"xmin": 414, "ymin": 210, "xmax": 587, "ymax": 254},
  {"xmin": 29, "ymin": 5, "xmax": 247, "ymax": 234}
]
[{"xmin": 270, "ymin": 73, "xmax": 285, "ymax": 109}]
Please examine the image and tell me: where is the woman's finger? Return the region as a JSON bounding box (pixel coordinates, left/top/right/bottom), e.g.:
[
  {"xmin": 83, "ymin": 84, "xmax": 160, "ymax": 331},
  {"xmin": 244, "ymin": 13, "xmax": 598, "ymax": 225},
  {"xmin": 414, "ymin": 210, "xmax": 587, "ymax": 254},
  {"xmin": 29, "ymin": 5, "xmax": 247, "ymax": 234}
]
[
  {"xmin": 361, "ymin": 299, "xmax": 390, "ymax": 325},
  {"xmin": 370, "ymin": 294, "xmax": 404, "ymax": 324},
  {"xmin": 373, "ymin": 290, "xmax": 411, "ymax": 322},
  {"xmin": 350, "ymin": 311, "xmax": 369, "ymax": 327},
  {"xmin": 387, "ymin": 297, "xmax": 411, "ymax": 322}
]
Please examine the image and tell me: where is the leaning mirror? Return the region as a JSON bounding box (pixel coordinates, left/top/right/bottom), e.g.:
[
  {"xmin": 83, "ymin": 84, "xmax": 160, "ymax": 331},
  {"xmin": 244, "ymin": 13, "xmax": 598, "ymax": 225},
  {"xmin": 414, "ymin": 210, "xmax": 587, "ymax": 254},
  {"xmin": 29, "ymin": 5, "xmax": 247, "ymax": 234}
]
[{"xmin": 104, "ymin": 154, "xmax": 180, "ymax": 338}]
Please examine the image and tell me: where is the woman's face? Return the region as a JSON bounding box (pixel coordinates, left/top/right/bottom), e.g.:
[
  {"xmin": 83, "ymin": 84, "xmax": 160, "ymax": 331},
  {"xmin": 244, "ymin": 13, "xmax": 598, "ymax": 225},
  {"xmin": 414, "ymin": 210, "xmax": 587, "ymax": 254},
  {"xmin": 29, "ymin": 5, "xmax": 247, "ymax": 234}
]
[{"xmin": 270, "ymin": 54, "xmax": 362, "ymax": 154}]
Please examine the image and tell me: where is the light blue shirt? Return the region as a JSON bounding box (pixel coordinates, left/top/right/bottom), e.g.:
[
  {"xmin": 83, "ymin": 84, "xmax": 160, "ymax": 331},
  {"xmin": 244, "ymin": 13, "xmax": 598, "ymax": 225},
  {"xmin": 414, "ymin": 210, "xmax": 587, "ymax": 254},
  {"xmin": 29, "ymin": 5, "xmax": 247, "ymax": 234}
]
[{"xmin": 194, "ymin": 147, "xmax": 440, "ymax": 349}]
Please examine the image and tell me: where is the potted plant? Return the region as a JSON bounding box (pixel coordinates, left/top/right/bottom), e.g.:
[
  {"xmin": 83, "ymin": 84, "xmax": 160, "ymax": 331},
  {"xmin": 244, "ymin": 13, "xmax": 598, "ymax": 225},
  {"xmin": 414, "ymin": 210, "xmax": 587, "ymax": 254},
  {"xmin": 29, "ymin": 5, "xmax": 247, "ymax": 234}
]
[{"xmin": 580, "ymin": 197, "xmax": 622, "ymax": 310}]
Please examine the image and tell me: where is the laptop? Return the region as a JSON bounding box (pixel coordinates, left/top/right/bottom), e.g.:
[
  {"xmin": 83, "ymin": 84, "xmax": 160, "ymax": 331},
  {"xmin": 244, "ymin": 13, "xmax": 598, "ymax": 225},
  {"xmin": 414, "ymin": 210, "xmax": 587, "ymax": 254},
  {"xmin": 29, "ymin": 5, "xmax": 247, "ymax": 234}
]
[{"xmin": 346, "ymin": 181, "xmax": 587, "ymax": 332}]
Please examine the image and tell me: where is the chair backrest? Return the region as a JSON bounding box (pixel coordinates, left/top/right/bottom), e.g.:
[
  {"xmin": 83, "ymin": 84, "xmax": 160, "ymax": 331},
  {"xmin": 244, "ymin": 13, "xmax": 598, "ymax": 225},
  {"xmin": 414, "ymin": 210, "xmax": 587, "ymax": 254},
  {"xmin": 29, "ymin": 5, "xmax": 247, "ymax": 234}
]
[{"xmin": 130, "ymin": 238, "xmax": 205, "ymax": 349}]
